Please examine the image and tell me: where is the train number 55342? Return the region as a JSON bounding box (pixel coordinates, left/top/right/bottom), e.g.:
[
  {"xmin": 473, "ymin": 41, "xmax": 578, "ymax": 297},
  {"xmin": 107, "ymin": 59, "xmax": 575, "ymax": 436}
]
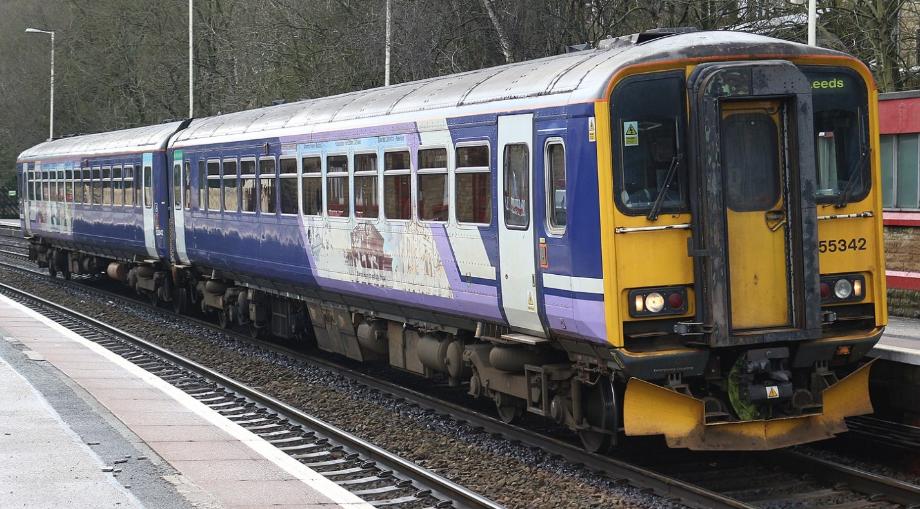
[{"xmin": 818, "ymin": 238, "xmax": 867, "ymax": 253}]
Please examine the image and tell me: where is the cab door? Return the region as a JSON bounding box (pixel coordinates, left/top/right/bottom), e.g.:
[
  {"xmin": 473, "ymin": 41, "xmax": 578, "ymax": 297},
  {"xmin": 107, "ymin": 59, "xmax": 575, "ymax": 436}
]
[
  {"xmin": 720, "ymin": 101, "xmax": 790, "ymax": 330},
  {"xmin": 497, "ymin": 114, "xmax": 544, "ymax": 334},
  {"xmin": 688, "ymin": 61, "xmax": 823, "ymax": 346}
]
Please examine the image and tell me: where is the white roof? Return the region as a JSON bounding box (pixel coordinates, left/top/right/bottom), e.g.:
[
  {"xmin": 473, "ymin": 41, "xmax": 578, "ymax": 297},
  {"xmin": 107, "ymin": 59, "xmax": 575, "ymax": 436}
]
[{"xmin": 18, "ymin": 121, "xmax": 184, "ymax": 161}]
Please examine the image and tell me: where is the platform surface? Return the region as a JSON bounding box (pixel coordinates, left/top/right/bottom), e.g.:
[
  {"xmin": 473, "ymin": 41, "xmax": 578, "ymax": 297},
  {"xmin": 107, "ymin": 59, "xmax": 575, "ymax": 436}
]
[
  {"xmin": 0, "ymin": 294, "xmax": 371, "ymax": 508},
  {"xmin": 0, "ymin": 217, "xmax": 20, "ymax": 228},
  {"xmin": 873, "ymin": 316, "xmax": 920, "ymax": 366}
]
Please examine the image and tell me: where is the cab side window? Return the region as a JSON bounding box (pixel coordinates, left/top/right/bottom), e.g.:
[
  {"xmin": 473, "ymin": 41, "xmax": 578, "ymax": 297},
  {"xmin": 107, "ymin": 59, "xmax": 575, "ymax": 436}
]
[{"xmin": 613, "ymin": 73, "xmax": 687, "ymax": 215}]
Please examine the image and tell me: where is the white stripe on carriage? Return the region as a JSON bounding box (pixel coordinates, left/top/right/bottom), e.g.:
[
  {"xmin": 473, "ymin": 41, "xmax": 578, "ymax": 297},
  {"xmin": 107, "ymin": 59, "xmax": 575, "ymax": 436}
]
[{"xmin": 542, "ymin": 273, "xmax": 604, "ymax": 294}]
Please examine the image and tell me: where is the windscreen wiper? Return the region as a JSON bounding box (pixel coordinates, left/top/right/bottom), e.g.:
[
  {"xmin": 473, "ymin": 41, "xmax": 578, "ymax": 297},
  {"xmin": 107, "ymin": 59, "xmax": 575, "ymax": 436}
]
[
  {"xmin": 835, "ymin": 148, "xmax": 868, "ymax": 208},
  {"xmin": 647, "ymin": 153, "xmax": 682, "ymax": 221}
]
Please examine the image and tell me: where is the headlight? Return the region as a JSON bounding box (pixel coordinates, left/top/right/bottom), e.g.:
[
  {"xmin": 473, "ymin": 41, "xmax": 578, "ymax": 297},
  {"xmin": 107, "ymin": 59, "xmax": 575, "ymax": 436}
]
[
  {"xmin": 645, "ymin": 292, "xmax": 665, "ymax": 313},
  {"xmin": 833, "ymin": 279, "xmax": 853, "ymax": 300}
]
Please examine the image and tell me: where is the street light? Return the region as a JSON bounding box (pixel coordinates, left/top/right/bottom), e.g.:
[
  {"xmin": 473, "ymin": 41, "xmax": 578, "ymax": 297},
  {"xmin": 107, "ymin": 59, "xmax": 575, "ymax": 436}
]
[
  {"xmin": 25, "ymin": 28, "xmax": 55, "ymax": 140},
  {"xmin": 789, "ymin": 0, "xmax": 817, "ymax": 46}
]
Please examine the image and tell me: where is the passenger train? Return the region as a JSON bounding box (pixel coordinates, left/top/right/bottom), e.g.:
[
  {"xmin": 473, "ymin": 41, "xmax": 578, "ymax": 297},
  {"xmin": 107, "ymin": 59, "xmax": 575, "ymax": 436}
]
[{"xmin": 16, "ymin": 29, "xmax": 887, "ymax": 451}]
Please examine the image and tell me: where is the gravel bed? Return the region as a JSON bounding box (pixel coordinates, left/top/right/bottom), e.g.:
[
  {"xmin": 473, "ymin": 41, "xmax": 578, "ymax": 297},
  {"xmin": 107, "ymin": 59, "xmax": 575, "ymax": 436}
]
[{"xmin": 0, "ymin": 265, "xmax": 682, "ymax": 509}]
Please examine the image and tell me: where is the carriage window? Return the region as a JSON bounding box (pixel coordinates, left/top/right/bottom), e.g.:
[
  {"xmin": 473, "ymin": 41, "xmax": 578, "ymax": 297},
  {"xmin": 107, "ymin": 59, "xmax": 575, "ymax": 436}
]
[
  {"xmin": 102, "ymin": 167, "xmax": 113, "ymax": 205},
  {"xmin": 354, "ymin": 153, "xmax": 378, "ymax": 219},
  {"xmin": 124, "ymin": 166, "xmax": 135, "ymax": 207},
  {"xmin": 240, "ymin": 159, "xmax": 256, "ymax": 213},
  {"xmin": 326, "ymin": 155, "xmax": 349, "ymax": 217},
  {"xmin": 503, "ymin": 144, "xmax": 529, "ymax": 228},
  {"xmin": 112, "ymin": 166, "xmax": 124, "ymax": 206},
  {"xmin": 83, "ymin": 168, "xmax": 92, "ymax": 204},
  {"xmin": 197, "ymin": 160, "xmax": 206, "ymax": 210},
  {"xmin": 455, "ymin": 145, "xmax": 491, "ymax": 224},
  {"xmin": 259, "ymin": 157, "xmax": 276, "ymax": 214},
  {"xmin": 301, "ymin": 156, "xmax": 322, "ymax": 216},
  {"xmin": 184, "ymin": 161, "xmax": 192, "ymax": 210},
  {"xmin": 40, "ymin": 171, "xmax": 47, "ymax": 201},
  {"xmin": 65, "ymin": 170, "xmax": 74, "ymax": 203},
  {"xmin": 279, "ymin": 158, "xmax": 298, "ymax": 215},
  {"xmin": 173, "ymin": 163, "xmax": 181, "ymax": 208},
  {"xmin": 207, "ymin": 161, "xmax": 221, "ymax": 211},
  {"xmin": 418, "ymin": 148, "xmax": 448, "ymax": 222},
  {"xmin": 143, "ymin": 165, "xmax": 152, "ymax": 208},
  {"xmin": 384, "ymin": 151, "xmax": 411, "ymax": 220},
  {"xmin": 722, "ymin": 112, "xmax": 780, "ymax": 211},
  {"xmin": 804, "ymin": 68, "xmax": 869, "ymax": 204},
  {"xmin": 56, "ymin": 170, "xmax": 64, "ymax": 201},
  {"xmin": 613, "ymin": 73, "xmax": 687, "ymax": 215},
  {"xmin": 222, "ymin": 160, "xmax": 238, "ymax": 212},
  {"xmin": 546, "ymin": 142, "xmax": 566, "ymax": 230}
]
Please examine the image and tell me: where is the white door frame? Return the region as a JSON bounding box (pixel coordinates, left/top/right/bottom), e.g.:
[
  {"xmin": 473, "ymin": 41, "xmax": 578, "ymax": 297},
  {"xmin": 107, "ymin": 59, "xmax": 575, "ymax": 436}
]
[
  {"xmin": 22, "ymin": 162, "xmax": 31, "ymax": 236},
  {"xmin": 141, "ymin": 153, "xmax": 157, "ymax": 258},
  {"xmin": 172, "ymin": 151, "xmax": 190, "ymax": 264},
  {"xmin": 497, "ymin": 114, "xmax": 544, "ymax": 334}
]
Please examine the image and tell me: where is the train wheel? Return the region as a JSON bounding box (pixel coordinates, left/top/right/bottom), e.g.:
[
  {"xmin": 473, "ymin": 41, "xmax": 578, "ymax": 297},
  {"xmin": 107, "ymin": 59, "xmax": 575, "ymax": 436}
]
[
  {"xmin": 47, "ymin": 252, "xmax": 57, "ymax": 278},
  {"xmin": 249, "ymin": 323, "xmax": 264, "ymax": 339},
  {"xmin": 147, "ymin": 291, "xmax": 159, "ymax": 307},
  {"xmin": 494, "ymin": 392, "xmax": 525, "ymax": 424},
  {"xmin": 578, "ymin": 377, "xmax": 618, "ymax": 454}
]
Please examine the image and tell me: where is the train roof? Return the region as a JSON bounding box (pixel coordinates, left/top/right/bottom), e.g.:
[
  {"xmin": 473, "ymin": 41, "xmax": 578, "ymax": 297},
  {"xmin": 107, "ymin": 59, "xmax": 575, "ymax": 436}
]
[
  {"xmin": 17, "ymin": 121, "xmax": 185, "ymax": 162},
  {"xmin": 170, "ymin": 30, "xmax": 847, "ymax": 148}
]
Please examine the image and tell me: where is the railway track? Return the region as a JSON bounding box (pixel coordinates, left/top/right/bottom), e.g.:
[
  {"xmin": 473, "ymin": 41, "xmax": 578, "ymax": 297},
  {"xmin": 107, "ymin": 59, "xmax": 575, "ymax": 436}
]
[
  {"xmin": 0, "ymin": 230, "xmax": 918, "ymax": 509},
  {"xmin": 0, "ymin": 279, "xmax": 501, "ymax": 509}
]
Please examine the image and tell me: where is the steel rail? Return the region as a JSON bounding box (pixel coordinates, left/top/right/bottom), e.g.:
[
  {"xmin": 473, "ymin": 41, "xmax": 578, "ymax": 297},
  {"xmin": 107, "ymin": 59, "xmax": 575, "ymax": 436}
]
[
  {"xmin": 0, "ymin": 279, "xmax": 502, "ymax": 509},
  {"xmin": 2, "ymin": 255, "xmax": 918, "ymax": 508}
]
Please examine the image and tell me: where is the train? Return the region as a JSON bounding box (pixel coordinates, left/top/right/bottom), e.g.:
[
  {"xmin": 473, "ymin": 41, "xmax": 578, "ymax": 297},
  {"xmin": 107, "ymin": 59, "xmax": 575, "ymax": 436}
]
[{"xmin": 15, "ymin": 29, "xmax": 887, "ymax": 451}]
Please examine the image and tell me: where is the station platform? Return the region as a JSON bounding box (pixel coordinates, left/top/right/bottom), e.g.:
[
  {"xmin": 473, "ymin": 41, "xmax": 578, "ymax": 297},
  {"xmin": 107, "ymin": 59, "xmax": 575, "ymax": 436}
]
[
  {"xmin": 873, "ymin": 316, "xmax": 920, "ymax": 366},
  {"xmin": 0, "ymin": 294, "xmax": 371, "ymax": 509},
  {"xmin": 0, "ymin": 218, "xmax": 21, "ymax": 228}
]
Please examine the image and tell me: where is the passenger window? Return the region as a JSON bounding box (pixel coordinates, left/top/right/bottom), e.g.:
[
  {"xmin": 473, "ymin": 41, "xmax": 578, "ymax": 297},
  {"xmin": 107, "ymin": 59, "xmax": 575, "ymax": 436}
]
[
  {"xmin": 546, "ymin": 142, "xmax": 566, "ymax": 230},
  {"xmin": 279, "ymin": 158, "xmax": 298, "ymax": 215},
  {"xmin": 354, "ymin": 153, "xmax": 378, "ymax": 219},
  {"xmin": 240, "ymin": 159, "xmax": 256, "ymax": 212},
  {"xmin": 56, "ymin": 170, "xmax": 63, "ymax": 202},
  {"xmin": 143, "ymin": 165, "xmax": 152, "ymax": 209},
  {"xmin": 455, "ymin": 145, "xmax": 491, "ymax": 224},
  {"xmin": 173, "ymin": 164, "xmax": 181, "ymax": 208},
  {"xmin": 123, "ymin": 166, "xmax": 135, "ymax": 207},
  {"xmin": 102, "ymin": 167, "xmax": 112, "ymax": 205},
  {"xmin": 326, "ymin": 155, "xmax": 349, "ymax": 217},
  {"xmin": 301, "ymin": 156, "xmax": 322, "ymax": 216},
  {"xmin": 222, "ymin": 160, "xmax": 238, "ymax": 212},
  {"xmin": 503, "ymin": 144, "xmax": 529, "ymax": 228},
  {"xmin": 197, "ymin": 160, "xmax": 206, "ymax": 210},
  {"xmin": 83, "ymin": 168, "xmax": 92, "ymax": 204},
  {"xmin": 722, "ymin": 112, "xmax": 780, "ymax": 212},
  {"xmin": 40, "ymin": 171, "xmax": 47, "ymax": 201},
  {"xmin": 613, "ymin": 73, "xmax": 687, "ymax": 215},
  {"xmin": 259, "ymin": 157, "xmax": 277, "ymax": 214},
  {"xmin": 417, "ymin": 148, "xmax": 448, "ymax": 222},
  {"xmin": 65, "ymin": 170, "xmax": 74, "ymax": 203},
  {"xmin": 184, "ymin": 161, "xmax": 192, "ymax": 210},
  {"xmin": 112, "ymin": 166, "xmax": 123, "ymax": 206},
  {"xmin": 207, "ymin": 161, "xmax": 221, "ymax": 211},
  {"xmin": 384, "ymin": 151, "xmax": 411, "ymax": 220}
]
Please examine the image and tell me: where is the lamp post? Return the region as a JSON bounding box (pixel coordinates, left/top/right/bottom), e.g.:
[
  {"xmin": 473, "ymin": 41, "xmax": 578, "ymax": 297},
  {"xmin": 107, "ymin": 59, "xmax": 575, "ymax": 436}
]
[
  {"xmin": 189, "ymin": 0, "xmax": 194, "ymax": 118},
  {"xmin": 25, "ymin": 28, "xmax": 55, "ymax": 140},
  {"xmin": 384, "ymin": 0, "xmax": 391, "ymax": 86},
  {"xmin": 789, "ymin": 0, "xmax": 817, "ymax": 46}
]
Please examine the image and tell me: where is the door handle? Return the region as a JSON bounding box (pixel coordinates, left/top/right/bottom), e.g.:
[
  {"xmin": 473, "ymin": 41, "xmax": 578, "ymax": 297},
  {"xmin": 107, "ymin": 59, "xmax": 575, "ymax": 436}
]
[{"xmin": 765, "ymin": 210, "xmax": 786, "ymax": 232}]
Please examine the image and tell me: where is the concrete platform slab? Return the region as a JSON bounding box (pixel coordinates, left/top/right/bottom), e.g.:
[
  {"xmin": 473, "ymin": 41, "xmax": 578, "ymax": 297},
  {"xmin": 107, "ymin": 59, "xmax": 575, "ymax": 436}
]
[
  {"xmin": 0, "ymin": 294, "xmax": 373, "ymax": 508},
  {"xmin": 873, "ymin": 316, "xmax": 920, "ymax": 366}
]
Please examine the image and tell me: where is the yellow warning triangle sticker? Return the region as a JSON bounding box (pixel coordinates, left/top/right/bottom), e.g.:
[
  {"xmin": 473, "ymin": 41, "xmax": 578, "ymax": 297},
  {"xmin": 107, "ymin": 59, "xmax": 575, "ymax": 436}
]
[
  {"xmin": 766, "ymin": 386, "xmax": 779, "ymax": 399},
  {"xmin": 625, "ymin": 125, "xmax": 638, "ymax": 136}
]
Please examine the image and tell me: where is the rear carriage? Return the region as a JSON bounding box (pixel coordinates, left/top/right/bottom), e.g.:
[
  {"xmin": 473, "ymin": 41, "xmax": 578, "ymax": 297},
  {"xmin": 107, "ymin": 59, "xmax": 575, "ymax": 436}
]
[{"xmin": 17, "ymin": 30, "xmax": 887, "ymax": 451}]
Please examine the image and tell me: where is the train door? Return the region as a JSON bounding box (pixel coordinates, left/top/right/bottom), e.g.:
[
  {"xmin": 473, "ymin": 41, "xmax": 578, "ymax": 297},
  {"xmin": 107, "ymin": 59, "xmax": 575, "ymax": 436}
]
[
  {"xmin": 171, "ymin": 150, "xmax": 190, "ymax": 264},
  {"xmin": 720, "ymin": 100, "xmax": 790, "ymax": 330},
  {"xmin": 497, "ymin": 114, "xmax": 544, "ymax": 334},
  {"xmin": 21, "ymin": 163, "xmax": 31, "ymax": 236},
  {"xmin": 141, "ymin": 153, "xmax": 157, "ymax": 257},
  {"xmin": 688, "ymin": 61, "xmax": 822, "ymax": 346}
]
